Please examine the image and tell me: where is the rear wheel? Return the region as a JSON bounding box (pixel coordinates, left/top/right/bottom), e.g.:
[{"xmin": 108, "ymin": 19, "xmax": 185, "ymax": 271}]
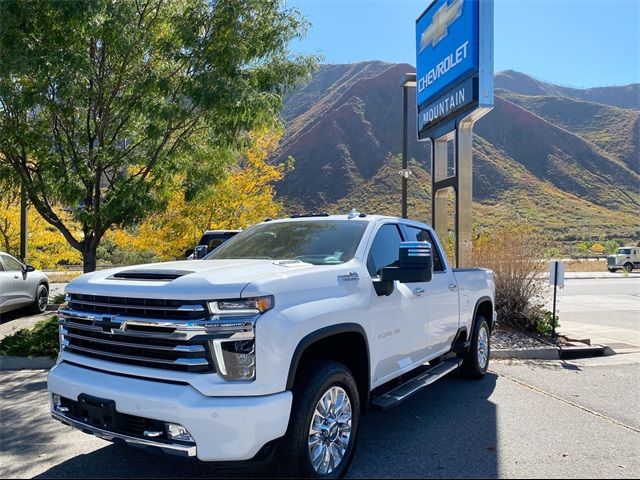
[
  {"xmin": 624, "ymin": 263, "xmax": 633, "ymax": 273},
  {"xmin": 29, "ymin": 284, "xmax": 48, "ymax": 314},
  {"xmin": 280, "ymin": 360, "xmax": 360, "ymax": 478},
  {"xmin": 459, "ymin": 316, "xmax": 490, "ymax": 379}
]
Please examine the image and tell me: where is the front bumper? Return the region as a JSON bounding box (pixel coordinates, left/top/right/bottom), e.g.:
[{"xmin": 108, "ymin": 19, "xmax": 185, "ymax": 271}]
[{"xmin": 48, "ymin": 362, "xmax": 293, "ymax": 461}]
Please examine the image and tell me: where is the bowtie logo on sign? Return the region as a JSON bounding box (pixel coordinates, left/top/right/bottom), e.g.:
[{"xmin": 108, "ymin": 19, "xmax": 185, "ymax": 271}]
[{"xmin": 420, "ymin": 0, "xmax": 463, "ymax": 52}]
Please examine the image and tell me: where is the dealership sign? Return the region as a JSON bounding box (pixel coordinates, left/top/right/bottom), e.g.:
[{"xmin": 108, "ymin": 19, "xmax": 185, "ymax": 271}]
[{"xmin": 416, "ymin": 0, "xmax": 493, "ymax": 139}]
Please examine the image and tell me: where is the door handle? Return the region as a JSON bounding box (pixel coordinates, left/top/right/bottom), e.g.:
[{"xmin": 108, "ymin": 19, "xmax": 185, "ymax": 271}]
[
  {"xmin": 448, "ymin": 283, "xmax": 458, "ymax": 291},
  {"xmin": 412, "ymin": 287, "xmax": 425, "ymax": 296}
]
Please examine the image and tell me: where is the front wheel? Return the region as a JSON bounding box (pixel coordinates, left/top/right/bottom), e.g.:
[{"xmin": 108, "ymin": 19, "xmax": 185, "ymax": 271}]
[
  {"xmin": 280, "ymin": 360, "xmax": 360, "ymax": 478},
  {"xmin": 29, "ymin": 284, "xmax": 48, "ymax": 314},
  {"xmin": 623, "ymin": 263, "xmax": 633, "ymax": 273},
  {"xmin": 459, "ymin": 316, "xmax": 490, "ymax": 379}
]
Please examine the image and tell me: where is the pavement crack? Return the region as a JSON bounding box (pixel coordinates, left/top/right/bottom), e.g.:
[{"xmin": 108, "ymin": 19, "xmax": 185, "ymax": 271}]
[{"xmin": 490, "ymin": 369, "xmax": 640, "ymax": 434}]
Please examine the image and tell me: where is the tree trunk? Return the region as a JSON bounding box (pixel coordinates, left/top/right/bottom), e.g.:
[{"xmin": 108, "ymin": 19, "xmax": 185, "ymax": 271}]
[{"xmin": 82, "ymin": 242, "xmax": 98, "ymax": 273}]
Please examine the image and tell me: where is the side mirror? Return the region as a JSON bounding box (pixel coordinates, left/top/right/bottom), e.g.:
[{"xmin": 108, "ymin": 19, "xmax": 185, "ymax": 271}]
[
  {"xmin": 23, "ymin": 265, "xmax": 35, "ymax": 273},
  {"xmin": 194, "ymin": 245, "xmax": 208, "ymax": 259},
  {"xmin": 381, "ymin": 241, "xmax": 433, "ymax": 283},
  {"xmin": 184, "ymin": 248, "xmax": 195, "ymax": 258}
]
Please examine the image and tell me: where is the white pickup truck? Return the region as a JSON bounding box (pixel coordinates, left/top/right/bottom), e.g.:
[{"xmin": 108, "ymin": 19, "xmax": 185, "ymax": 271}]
[{"xmin": 48, "ymin": 212, "xmax": 495, "ymax": 478}]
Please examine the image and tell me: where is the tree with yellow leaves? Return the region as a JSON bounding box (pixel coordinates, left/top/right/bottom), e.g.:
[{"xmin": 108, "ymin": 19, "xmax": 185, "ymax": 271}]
[
  {"xmin": 110, "ymin": 129, "xmax": 291, "ymax": 261},
  {"xmin": 0, "ymin": 169, "xmax": 82, "ymax": 269}
]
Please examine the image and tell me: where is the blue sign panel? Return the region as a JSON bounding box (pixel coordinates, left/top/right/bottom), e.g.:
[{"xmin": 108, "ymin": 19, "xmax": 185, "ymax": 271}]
[
  {"xmin": 416, "ymin": 0, "xmax": 479, "ymax": 108},
  {"xmin": 417, "ymin": 77, "xmax": 477, "ymax": 133}
]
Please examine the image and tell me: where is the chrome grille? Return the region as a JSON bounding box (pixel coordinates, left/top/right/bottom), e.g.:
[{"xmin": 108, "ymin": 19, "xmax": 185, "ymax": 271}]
[
  {"xmin": 67, "ymin": 294, "xmax": 207, "ymax": 320},
  {"xmin": 59, "ymin": 297, "xmax": 215, "ymax": 373}
]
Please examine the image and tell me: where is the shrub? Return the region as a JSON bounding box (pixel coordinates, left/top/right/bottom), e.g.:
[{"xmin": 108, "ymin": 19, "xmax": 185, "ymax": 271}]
[
  {"xmin": 51, "ymin": 292, "xmax": 66, "ymax": 305},
  {"xmin": 472, "ymin": 223, "xmax": 554, "ymax": 334},
  {"xmin": 0, "ymin": 316, "xmax": 59, "ymax": 358}
]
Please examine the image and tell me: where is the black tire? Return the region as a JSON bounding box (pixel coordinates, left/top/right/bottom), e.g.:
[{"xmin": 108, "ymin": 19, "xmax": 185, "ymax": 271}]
[
  {"xmin": 458, "ymin": 316, "xmax": 490, "ymax": 379},
  {"xmin": 608, "ymin": 268, "xmax": 617, "ymax": 273},
  {"xmin": 29, "ymin": 283, "xmax": 48, "ymax": 314},
  {"xmin": 624, "ymin": 263, "xmax": 633, "ymax": 273},
  {"xmin": 279, "ymin": 360, "xmax": 360, "ymax": 478}
]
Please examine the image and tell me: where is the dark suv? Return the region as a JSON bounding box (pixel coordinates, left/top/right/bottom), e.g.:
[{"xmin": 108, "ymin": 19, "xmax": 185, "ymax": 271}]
[{"xmin": 186, "ymin": 230, "xmax": 240, "ymax": 259}]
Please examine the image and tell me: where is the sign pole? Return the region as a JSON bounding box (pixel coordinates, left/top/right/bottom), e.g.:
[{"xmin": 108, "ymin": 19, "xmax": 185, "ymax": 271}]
[{"xmin": 552, "ymin": 261, "xmax": 558, "ymax": 337}]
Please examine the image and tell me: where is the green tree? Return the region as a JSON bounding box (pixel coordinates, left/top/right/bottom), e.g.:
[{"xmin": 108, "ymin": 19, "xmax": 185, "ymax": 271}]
[{"xmin": 0, "ymin": 0, "xmax": 316, "ymax": 272}]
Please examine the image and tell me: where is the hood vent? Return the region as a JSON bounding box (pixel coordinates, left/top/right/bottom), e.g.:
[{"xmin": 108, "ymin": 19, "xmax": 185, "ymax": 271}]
[{"xmin": 110, "ymin": 269, "xmax": 193, "ymax": 281}]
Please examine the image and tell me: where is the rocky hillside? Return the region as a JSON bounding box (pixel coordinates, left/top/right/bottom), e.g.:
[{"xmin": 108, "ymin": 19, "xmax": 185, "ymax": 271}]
[{"xmin": 273, "ymin": 63, "xmax": 639, "ymax": 243}]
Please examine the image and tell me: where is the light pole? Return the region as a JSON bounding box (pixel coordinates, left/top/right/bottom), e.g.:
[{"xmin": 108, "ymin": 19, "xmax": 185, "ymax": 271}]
[{"xmin": 400, "ymin": 73, "xmax": 416, "ymax": 219}]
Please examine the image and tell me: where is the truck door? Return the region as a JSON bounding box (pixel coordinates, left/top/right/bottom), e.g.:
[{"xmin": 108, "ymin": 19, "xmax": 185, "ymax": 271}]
[
  {"xmin": 402, "ymin": 226, "xmax": 459, "ymax": 358},
  {"xmin": 366, "ymin": 223, "xmax": 430, "ymax": 386}
]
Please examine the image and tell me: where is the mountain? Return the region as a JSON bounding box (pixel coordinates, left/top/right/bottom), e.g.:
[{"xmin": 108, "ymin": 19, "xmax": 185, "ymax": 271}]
[
  {"xmin": 494, "ymin": 70, "xmax": 640, "ymax": 110},
  {"xmin": 272, "ymin": 64, "xmax": 640, "ymax": 243}
]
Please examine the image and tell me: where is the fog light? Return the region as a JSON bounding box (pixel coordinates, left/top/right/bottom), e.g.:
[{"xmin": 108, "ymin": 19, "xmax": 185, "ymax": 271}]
[
  {"xmin": 165, "ymin": 423, "xmax": 194, "ymax": 443},
  {"xmin": 52, "ymin": 394, "xmax": 68, "ymax": 413}
]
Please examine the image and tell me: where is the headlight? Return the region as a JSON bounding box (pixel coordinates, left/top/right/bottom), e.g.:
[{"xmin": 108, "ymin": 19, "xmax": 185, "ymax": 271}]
[
  {"xmin": 208, "ymin": 295, "xmax": 274, "ymax": 315},
  {"xmin": 207, "ymin": 296, "xmax": 272, "ymax": 381}
]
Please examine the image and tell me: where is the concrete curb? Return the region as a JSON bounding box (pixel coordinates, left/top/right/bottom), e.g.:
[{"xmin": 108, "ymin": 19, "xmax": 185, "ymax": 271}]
[
  {"xmin": 0, "ymin": 355, "xmax": 55, "ymax": 370},
  {"xmin": 492, "ymin": 348, "xmax": 560, "ymax": 360},
  {"xmin": 493, "ymin": 345, "xmax": 611, "ymax": 360}
]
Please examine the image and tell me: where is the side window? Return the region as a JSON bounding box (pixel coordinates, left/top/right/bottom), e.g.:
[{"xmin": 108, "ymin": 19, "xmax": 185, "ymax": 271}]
[
  {"xmin": 0, "ymin": 254, "xmax": 22, "ymax": 272},
  {"xmin": 367, "ymin": 224, "xmax": 403, "ymax": 277},
  {"xmin": 0, "ymin": 259, "xmax": 5, "ymax": 271},
  {"xmin": 404, "ymin": 226, "xmax": 445, "ymax": 272}
]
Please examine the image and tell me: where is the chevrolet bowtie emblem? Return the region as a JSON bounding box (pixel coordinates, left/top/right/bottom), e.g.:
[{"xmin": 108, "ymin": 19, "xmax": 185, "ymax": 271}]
[
  {"xmin": 93, "ymin": 316, "xmax": 121, "ymax": 333},
  {"xmin": 420, "ymin": 0, "xmax": 463, "ymax": 53}
]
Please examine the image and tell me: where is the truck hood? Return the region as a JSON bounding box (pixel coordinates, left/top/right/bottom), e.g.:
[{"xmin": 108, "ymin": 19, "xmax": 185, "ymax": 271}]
[{"xmin": 66, "ymin": 259, "xmax": 316, "ymax": 300}]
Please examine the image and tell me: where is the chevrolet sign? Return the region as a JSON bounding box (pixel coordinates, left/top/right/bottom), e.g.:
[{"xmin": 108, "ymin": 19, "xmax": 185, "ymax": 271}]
[{"xmin": 416, "ymin": 0, "xmax": 493, "ymax": 139}]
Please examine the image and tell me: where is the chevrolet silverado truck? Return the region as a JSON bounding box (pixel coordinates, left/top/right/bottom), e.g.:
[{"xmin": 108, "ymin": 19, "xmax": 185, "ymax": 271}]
[{"xmin": 48, "ymin": 212, "xmax": 495, "ymax": 478}]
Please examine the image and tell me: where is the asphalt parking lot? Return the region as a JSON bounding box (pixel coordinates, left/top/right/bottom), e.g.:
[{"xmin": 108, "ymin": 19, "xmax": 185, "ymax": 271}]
[{"xmin": 1, "ymin": 353, "xmax": 638, "ymax": 479}]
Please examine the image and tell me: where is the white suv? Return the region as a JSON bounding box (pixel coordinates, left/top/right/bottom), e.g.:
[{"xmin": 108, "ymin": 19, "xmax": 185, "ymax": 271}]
[{"xmin": 0, "ymin": 252, "xmax": 49, "ymax": 315}]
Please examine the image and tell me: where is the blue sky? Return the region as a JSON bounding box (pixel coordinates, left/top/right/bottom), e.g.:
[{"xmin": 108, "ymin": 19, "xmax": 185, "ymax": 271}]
[{"xmin": 287, "ymin": 0, "xmax": 640, "ymax": 88}]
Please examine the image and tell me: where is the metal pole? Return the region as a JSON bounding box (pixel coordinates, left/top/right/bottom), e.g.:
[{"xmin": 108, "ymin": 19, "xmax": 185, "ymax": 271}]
[
  {"xmin": 20, "ymin": 181, "xmax": 27, "ymax": 264},
  {"xmin": 456, "ymin": 118, "xmax": 474, "ymax": 268},
  {"xmin": 552, "ymin": 261, "xmax": 558, "ymax": 337},
  {"xmin": 401, "ymin": 85, "xmax": 408, "ymax": 219}
]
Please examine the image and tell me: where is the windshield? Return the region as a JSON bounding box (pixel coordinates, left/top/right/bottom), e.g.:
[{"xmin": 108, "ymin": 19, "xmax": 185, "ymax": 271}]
[
  {"xmin": 618, "ymin": 248, "xmax": 631, "ymax": 255},
  {"xmin": 205, "ymin": 220, "xmax": 368, "ymax": 265}
]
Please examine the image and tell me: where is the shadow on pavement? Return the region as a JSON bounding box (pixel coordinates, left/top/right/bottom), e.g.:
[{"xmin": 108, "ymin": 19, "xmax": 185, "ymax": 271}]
[{"xmin": 34, "ymin": 372, "xmax": 498, "ymax": 479}]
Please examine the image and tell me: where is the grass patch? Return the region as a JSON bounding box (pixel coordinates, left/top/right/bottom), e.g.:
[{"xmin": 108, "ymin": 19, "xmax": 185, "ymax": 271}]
[
  {"xmin": 46, "ymin": 271, "xmax": 82, "ymax": 283},
  {"xmin": 0, "ymin": 316, "xmax": 59, "ymax": 358},
  {"xmin": 564, "ymin": 258, "xmax": 607, "ymax": 272}
]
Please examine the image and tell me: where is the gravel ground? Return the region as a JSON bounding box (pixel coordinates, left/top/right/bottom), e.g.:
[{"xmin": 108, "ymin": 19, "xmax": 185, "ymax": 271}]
[{"xmin": 492, "ymin": 324, "xmax": 566, "ymax": 351}]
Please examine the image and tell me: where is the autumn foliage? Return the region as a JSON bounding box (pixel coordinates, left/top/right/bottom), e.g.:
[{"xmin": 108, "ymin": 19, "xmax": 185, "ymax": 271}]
[{"xmin": 109, "ymin": 129, "xmax": 290, "ymax": 261}]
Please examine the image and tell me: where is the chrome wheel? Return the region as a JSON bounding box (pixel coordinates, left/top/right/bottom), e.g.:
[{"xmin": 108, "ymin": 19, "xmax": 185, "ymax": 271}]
[
  {"xmin": 477, "ymin": 324, "xmax": 489, "ymax": 369},
  {"xmin": 37, "ymin": 287, "xmax": 48, "ymax": 312},
  {"xmin": 308, "ymin": 386, "xmax": 352, "ymax": 475}
]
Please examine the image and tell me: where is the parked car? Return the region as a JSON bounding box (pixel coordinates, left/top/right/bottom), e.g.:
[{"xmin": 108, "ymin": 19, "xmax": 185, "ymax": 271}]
[
  {"xmin": 48, "ymin": 212, "xmax": 494, "ymax": 478},
  {"xmin": 607, "ymin": 246, "xmax": 640, "ymax": 272},
  {"xmin": 185, "ymin": 230, "xmax": 241, "ymax": 259},
  {"xmin": 0, "ymin": 252, "xmax": 49, "ymax": 315}
]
